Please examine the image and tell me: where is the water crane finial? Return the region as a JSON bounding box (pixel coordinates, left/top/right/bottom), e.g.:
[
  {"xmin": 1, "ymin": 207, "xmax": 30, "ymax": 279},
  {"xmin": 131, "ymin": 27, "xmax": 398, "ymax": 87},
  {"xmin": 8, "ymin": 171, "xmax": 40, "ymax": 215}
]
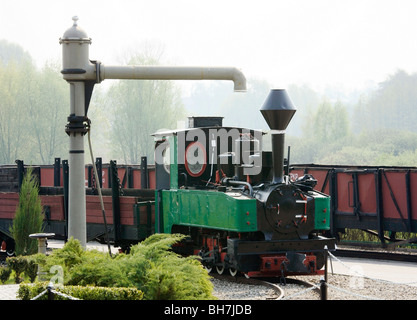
[{"xmin": 72, "ymin": 16, "xmax": 79, "ymax": 26}]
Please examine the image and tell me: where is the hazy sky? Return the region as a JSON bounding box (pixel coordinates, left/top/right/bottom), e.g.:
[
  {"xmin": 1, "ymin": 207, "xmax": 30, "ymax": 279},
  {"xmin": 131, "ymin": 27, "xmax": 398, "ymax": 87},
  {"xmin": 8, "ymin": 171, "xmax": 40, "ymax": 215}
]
[{"xmin": 1, "ymin": 0, "xmax": 417, "ymax": 94}]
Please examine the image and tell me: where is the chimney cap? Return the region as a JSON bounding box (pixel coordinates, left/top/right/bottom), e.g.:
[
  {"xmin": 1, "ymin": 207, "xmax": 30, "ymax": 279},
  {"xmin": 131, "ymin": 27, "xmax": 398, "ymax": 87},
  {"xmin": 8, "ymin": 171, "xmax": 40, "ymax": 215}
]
[{"xmin": 260, "ymin": 89, "xmax": 296, "ymax": 130}]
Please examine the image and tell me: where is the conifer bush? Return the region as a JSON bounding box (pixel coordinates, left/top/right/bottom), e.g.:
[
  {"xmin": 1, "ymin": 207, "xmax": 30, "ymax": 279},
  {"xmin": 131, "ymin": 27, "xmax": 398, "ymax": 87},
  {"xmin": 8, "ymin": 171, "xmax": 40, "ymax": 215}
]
[
  {"xmin": 0, "ymin": 265, "xmax": 11, "ymax": 284},
  {"xmin": 32, "ymin": 234, "xmax": 215, "ymax": 300},
  {"xmin": 10, "ymin": 167, "xmax": 44, "ymax": 256},
  {"xmin": 7, "ymin": 256, "xmax": 27, "ymax": 283},
  {"xmin": 23, "ymin": 256, "xmax": 38, "ymax": 283}
]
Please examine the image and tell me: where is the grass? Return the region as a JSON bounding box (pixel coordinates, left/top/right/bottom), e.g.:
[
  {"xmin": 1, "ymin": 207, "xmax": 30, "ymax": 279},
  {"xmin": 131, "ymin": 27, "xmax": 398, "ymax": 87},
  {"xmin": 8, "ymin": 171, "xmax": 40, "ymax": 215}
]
[{"xmin": 339, "ymin": 229, "xmax": 417, "ymax": 249}]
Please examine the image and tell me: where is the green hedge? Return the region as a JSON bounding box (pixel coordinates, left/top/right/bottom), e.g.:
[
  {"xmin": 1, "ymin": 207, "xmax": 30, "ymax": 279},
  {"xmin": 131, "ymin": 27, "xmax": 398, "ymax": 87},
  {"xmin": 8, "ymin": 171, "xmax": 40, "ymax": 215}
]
[{"xmin": 18, "ymin": 282, "xmax": 143, "ymax": 300}]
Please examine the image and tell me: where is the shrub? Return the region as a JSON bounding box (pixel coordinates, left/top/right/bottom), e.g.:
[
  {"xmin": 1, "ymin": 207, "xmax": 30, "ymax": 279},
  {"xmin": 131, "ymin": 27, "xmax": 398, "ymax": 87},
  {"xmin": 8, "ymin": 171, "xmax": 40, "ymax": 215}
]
[
  {"xmin": 32, "ymin": 237, "xmax": 84, "ymax": 284},
  {"xmin": 10, "ymin": 167, "xmax": 44, "ymax": 256},
  {"xmin": 33, "ymin": 234, "xmax": 216, "ymax": 300},
  {"xmin": 7, "ymin": 256, "xmax": 27, "ymax": 284},
  {"xmin": 18, "ymin": 282, "xmax": 143, "ymax": 300},
  {"xmin": 24, "ymin": 256, "xmax": 38, "ymax": 283},
  {"xmin": 66, "ymin": 249, "xmax": 131, "ymax": 287},
  {"xmin": 0, "ymin": 265, "xmax": 11, "ymax": 284},
  {"xmin": 123, "ymin": 234, "xmax": 215, "ymax": 300}
]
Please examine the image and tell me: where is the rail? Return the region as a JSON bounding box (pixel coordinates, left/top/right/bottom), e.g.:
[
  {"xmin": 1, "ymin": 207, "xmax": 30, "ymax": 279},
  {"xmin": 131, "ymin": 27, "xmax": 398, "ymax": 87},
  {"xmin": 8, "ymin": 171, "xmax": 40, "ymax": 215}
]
[{"xmin": 210, "ymin": 273, "xmax": 284, "ymax": 300}]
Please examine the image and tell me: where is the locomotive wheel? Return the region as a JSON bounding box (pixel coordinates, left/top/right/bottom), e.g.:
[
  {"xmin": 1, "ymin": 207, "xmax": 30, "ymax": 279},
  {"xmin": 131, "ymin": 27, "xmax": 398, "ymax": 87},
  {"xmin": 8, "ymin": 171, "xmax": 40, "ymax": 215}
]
[
  {"xmin": 204, "ymin": 265, "xmax": 213, "ymax": 273},
  {"xmin": 216, "ymin": 265, "xmax": 225, "ymax": 275},
  {"xmin": 229, "ymin": 268, "xmax": 238, "ymax": 277}
]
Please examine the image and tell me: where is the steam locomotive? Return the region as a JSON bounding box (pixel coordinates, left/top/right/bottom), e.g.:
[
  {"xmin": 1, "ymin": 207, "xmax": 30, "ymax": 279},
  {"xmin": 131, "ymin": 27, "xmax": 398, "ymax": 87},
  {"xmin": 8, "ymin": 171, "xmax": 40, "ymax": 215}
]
[{"xmin": 153, "ymin": 89, "xmax": 336, "ymax": 277}]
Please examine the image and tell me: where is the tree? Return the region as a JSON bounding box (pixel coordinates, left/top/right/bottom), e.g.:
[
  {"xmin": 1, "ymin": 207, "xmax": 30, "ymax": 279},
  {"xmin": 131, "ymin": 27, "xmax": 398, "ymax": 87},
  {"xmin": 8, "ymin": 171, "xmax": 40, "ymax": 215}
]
[
  {"xmin": 354, "ymin": 69, "xmax": 417, "ymax": 133},
  {"xmin": 27, "ymin": 61, "xmax": 69, "ymax": 164},
  {"xmin": 185, "ymin": 77, "xmax": 276, "ymax": 131},
  {"xmin": 219, "ymin": 77, "xmax": 271, "ymax": 130},
  {"xmin": 103, "ymin": 49, "xmax": 185, "ymax": 164},
  {"xmin": 287, "ymin": 83, "xmax": 320, "ymax": 137},
  {"xmin": 289, "ymin": 98, "xmax": 352, "ymax": 164},
  {"xmin": 10, "ymin": 167, "xmax": 44, "ymax": 256},
  {"xmin": 311, "ymin": 99, "xmax": 334, "ymax": 143},
  {"xmin": 0, "ymin": 41, "xmax": 69, "ymax": 165},
  {"xmin": 0, "ymin": 40, "xmax": 32, "ymax": 65},
  {"xmin": 331, "ymin": 100, "xmax": 350, "ymax": 141},
  {"xmin": 0, "ymin": 59, "xmax": 33, "ymax": 164},
  {"xmin": 304, "ymin": 98, "xmax": 350, "ymax": 143}
]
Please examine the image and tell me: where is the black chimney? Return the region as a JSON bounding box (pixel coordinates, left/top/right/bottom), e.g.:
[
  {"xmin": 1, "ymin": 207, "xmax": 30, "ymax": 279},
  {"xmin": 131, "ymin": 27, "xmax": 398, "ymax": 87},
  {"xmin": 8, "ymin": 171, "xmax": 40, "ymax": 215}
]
[{"xmin": 260, "ymin": 89, "xmax": 296, "ymax": 184}]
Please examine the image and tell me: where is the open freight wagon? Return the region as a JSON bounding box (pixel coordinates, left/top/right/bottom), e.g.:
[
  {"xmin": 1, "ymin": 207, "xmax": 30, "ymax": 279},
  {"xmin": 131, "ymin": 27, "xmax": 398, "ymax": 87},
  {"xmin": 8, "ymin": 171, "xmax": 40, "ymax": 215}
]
[
  {"xmin": 290, "ymin": 164, "xmax": 417, "ymax": 245},
  {"xmin": 0, "ymin": 158, "xmax": 156, "ymax": 252}
]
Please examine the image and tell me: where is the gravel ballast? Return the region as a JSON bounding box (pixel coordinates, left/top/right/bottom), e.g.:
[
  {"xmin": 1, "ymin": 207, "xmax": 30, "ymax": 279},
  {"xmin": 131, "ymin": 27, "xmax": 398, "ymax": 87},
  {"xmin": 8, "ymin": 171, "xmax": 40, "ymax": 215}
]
[{"xmin": 211, "ymin": 274, "xmax": 417, "ymax": 300}]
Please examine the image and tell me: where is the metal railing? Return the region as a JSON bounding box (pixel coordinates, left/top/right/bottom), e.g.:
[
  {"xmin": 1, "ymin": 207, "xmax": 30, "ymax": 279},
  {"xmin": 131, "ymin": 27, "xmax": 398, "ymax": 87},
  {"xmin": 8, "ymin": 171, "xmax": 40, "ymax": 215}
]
[{"xmin": 31, "ymin": 283, "xmax": 80, "ymax": 300}]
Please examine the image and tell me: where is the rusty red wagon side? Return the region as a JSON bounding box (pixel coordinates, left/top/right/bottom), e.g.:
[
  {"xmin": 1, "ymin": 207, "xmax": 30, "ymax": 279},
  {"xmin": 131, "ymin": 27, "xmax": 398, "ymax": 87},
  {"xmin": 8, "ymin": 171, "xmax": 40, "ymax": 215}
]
[{"xmin": 290, "ymin": 164, "xmax": 417, "ymax": 244}]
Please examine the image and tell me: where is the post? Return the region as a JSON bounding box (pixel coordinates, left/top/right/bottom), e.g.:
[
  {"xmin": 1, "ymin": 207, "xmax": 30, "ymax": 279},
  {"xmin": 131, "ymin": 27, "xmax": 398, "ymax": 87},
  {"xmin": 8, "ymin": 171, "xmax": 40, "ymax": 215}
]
[
  {"xmin": 15, "ymin": 159, "xmax": 24, "ymax": 192},
  {"xmin": 47, "ymin": 284, "xmax": 55, "ymax": 300},
  {"xmin": 141, "ymin": 156, "xmax": 148, "ymax": 189},
  {"xmin": 110, "ymin": 161, "xmax": 121, "ymax": 245},
  {"xmin": 67, "ymin": 81, "xmax": 87, "ymax": 247},
  {"xmin": 320, "ymin": 278, "xmax": 327, "ymax": 300},
  {"xmin": 54, "ymin": 158, "xmax": 61, "ymax": 187},
  {"xmin": 320, "ymin": 246, "xmax": 329, "ymax": 300},
  {"xmin": 146, "ymin": 201, "xmax": 153, "ymax": 236},
  {"xmin": 62, "ymin": 160, "xmax": 69, "ymax": 241},
  {"xmin": 59, "ymin": 17, "xmax": 92, "ymax": 248},
  {"xmin": 96, "ymin": 157, "xmax": 103, "ymax": 188}
]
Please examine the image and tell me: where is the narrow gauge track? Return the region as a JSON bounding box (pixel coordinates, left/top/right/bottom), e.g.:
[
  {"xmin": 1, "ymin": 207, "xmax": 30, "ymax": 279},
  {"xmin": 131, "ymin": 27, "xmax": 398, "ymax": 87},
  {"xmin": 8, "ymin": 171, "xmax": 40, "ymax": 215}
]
[
  {"xmin": 210, "ymin": 273, "xmax": 318, "ymax": 300},
  {"xmin": 210, "ymin": 273, "xmax": 284, "ymax": 300}
]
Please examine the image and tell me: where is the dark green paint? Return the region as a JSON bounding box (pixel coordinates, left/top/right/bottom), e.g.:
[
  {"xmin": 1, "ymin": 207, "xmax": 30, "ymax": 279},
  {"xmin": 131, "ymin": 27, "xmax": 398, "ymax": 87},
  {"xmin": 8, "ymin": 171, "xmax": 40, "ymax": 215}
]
[
  {"xmin": 161, "ymin": 189, "xmax": 257, "ymax": 233},
  {"xmin": 312, "ymin": 192, "xmax": 331, "ymax": 230}
]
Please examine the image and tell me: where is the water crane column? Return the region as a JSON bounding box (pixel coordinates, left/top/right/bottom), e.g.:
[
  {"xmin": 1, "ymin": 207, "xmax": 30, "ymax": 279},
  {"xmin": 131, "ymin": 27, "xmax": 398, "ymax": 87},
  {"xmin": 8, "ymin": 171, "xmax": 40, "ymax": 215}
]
[{"xmin": 59, "ymin": 17, "xmax": 246, "ymax": 247}]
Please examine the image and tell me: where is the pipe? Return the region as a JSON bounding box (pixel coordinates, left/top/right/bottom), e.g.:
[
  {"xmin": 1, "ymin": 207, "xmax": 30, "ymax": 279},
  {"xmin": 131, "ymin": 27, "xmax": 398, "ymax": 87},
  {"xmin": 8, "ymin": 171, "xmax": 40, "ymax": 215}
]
[
  {"xmin": 222, "ymin": 178, "xmax": 253, "ymax": 196},
  {"xmin": 100, "ymin": 65, "xmax": 246, "ymax": 92},
  {"xmin": 271, "ymin": 131, "xmax": 285, "ymax": 184}
]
